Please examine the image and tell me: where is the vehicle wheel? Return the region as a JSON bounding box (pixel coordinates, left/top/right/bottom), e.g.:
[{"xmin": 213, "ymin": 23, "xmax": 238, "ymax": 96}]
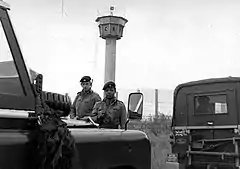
[
  {"xmin": 186, "ymin": 165, "xmax": 195, "ymax": 169},
  {"xmin": 109, "ymin": 166, "xmax": 134, "ymax": 169},
  {"xmin": 206, "ymin": 164, "xmax": 218, "ymax": 169},
  {"xmin": 42, "ymin": 91, "xmax": 71, "ymax": 116}
]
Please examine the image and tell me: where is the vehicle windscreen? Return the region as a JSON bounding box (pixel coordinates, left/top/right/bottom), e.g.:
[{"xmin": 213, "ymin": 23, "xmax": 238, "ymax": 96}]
[
  {"xmin": 0, "ymin": 20, "xmax": 24, "ymax": 95},
  {"xmin": 0, "ymin": 19, "xmax": 37, "ymax": 96}
]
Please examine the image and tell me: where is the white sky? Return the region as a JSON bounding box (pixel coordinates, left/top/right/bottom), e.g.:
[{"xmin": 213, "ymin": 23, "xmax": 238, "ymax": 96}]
[{"xmin": 5, "ymin": 0, "xmax": 240, "ymax": 98}]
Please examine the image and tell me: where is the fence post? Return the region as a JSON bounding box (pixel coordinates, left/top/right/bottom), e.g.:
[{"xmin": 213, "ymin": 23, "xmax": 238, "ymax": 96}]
[{"xmin": 155, "ymin": 89, "xmax": 158, "ymax": 118}]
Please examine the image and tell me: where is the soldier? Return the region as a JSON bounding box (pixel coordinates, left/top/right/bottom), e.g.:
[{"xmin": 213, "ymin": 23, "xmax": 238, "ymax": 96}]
[
  {"xmin": 70, "ymin": 76, "xmax": 101, "ymax": 119},
  {"xmin": 195, "ymin": 96, "xmax": 214, "ymax": 114},
  {"xmin": 91, "ymin": 81, "xmax": 127, "ymax": 129}
]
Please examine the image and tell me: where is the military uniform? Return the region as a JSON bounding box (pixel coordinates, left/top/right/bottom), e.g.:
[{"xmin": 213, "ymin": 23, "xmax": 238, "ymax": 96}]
[
  {"xmin": 70, "ymin": 76, "xmax": 101, "ymax": 118},
  {"xmin": 91, "ymin": 81, "xmax": 127, "ymax": 129},
  {"xmin": 71, "ymin": 90, "xmax": 101, "ymax": 118}
]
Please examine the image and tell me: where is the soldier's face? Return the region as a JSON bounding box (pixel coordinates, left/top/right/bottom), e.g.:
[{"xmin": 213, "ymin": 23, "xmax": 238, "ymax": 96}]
[
  {"xmin": 81, "ymin": 82, "xmax": 92, "ymax": 91},
  {"xmin": 104, "ymin": 87, "xmax": 116, "ymax": 99}
]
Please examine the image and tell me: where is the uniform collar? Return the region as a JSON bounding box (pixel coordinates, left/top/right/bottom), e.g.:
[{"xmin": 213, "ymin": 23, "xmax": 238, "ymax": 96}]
[
  {"xmin": 79, "ymin": 89, "xmax": 93, "ymax": 95},
  {"xmin": 103, "ymin": 97, "xmax": 117, "ymax": 105}
]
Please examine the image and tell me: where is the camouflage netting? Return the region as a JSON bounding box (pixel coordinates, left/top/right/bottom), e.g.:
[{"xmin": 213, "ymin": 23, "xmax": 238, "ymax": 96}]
[{"xmin": 33, "ymin": 90, "xmax": 78, "ymax": 169}]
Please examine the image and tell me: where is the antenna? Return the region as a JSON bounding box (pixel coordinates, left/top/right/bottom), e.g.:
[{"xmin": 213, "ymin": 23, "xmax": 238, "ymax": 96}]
[
  {"xmin": 61, "ymin": 0, "xmax": 67, "ymax": 18},
  {"xmin": 110, "ymin": 6, "xmax": 115, "ymax": 16},
  {"xmin": 61, "ymin": 0, "xmax": 64, "ymax": 17},
  {"xmin": 97, "ymin": 9, "xmax": 100, "ymax": 17}
]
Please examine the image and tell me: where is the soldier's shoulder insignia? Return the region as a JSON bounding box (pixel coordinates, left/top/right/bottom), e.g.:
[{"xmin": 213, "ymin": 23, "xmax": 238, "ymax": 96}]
[
  {"xmin": 117, "ymin": 100, "xmax": 125, "ymax": 105},
  {"xmin": 95, "ymin": 100, "xmax": 102, "ymax": 105},
  {"xmin": 75, "ymin": 92, "xmax": 82, "ymax": 99},
  {"xmin": 93, "ymin": 92, "xmax": 100, "ymax": 96}
]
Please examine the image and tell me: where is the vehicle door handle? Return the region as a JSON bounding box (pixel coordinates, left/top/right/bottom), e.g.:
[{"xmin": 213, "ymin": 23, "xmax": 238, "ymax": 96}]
[{"xmin": 207, "ymin": 121, "xmax": 214, "ymax": 126}]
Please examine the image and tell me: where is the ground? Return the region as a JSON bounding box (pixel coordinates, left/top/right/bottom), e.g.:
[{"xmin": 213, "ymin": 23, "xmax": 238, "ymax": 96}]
[{"xmin": 128, "ymin": 114, "xmax": 172, "ymax": 169}]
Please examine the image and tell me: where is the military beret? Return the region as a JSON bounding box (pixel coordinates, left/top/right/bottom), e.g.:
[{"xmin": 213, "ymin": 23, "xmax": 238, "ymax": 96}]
[
  {"xmin": 102, "ymin": 81, "xmax": 116, "ymax": 90},
  {"xmin": 80, "ymin": 76, "xmax": 91, "ymax": 83}
]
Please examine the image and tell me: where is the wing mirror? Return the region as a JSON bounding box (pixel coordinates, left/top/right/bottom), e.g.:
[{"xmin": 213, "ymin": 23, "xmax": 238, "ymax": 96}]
[{"xmin": 127, "ymin": 92, "xmax": 143, "ymax": 120}]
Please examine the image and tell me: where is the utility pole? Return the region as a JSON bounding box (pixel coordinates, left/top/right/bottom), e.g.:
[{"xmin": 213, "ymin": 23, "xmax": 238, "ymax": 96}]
[{"xmin": 155, "ymin": 89, "xmax": 158, "ymax": 118}]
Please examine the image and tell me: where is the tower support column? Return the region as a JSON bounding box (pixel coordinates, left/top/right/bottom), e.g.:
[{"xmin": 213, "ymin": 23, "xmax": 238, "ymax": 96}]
[{"xmin": 104, "ymin": 38, "xmax": 116, "ymax": 83}]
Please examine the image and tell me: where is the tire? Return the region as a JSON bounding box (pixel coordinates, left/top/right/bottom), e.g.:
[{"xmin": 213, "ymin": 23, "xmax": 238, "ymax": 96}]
[
  {"xmin": 42, "ymin": 91, "xmax": 71, "ymax": 116},
  {"xmin": 206, "ymin": 164, "xmax": 218, "ymax": 169}
]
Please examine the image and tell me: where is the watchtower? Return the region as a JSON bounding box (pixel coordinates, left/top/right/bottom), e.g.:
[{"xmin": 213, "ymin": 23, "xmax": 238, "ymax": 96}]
[{"xmin": 96, "ymin": 6, "xmax": 128, "ymax": 83}]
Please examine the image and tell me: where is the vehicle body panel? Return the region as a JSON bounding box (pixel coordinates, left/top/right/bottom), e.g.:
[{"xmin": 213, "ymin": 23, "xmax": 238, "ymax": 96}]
[{"xmin": 0, "ymin": 121, "xmax": 151, "ymax": 169}]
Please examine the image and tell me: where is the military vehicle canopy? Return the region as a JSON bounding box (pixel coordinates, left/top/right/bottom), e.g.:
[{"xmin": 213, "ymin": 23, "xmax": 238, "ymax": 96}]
[{"xmin": 172, "ymin": 77, "xmax": 240, "ymax": 128}]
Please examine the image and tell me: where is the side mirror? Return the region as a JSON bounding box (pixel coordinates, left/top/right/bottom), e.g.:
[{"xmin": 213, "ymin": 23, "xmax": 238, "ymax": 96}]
[{"xmin": 128, "ymin": 92, "xmax": 143, "ymax": 120}]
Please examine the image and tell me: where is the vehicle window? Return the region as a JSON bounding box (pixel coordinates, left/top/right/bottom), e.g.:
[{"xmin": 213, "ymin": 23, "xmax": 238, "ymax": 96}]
[
  {"xmin": 194, "ymin": 94, "xmax": 227, "ymax": 115},
  {"xmin": 0, "ymin": 20, "xmax": 24, "ymax": 95}
]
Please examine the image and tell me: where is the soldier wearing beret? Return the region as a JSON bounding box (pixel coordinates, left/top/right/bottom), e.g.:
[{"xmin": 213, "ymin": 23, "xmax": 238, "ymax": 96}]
[
  {"xmin": 70, "ymin": 76, "xmax": 101, "ymax": 119},
  {"xmin": 91, "ymin": 81, "xmax": 127, "ymax": 129}
]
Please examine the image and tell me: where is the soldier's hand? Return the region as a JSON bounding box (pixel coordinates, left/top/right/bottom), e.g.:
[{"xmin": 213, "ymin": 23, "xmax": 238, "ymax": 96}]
[
  {"xmin": 97, "ymin": 110, "xmax": 105, "ymax": 117},
  {"xmin": 81, "ymin": 116, "xmax": 90, "ymax": 121},
  {"xmin": 97, "ymin": 113, "xmax": 104, "ymax": 119},
  {"xmin": 69, "ymin": 113, "xmax": 75, "ymax": 119}
]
